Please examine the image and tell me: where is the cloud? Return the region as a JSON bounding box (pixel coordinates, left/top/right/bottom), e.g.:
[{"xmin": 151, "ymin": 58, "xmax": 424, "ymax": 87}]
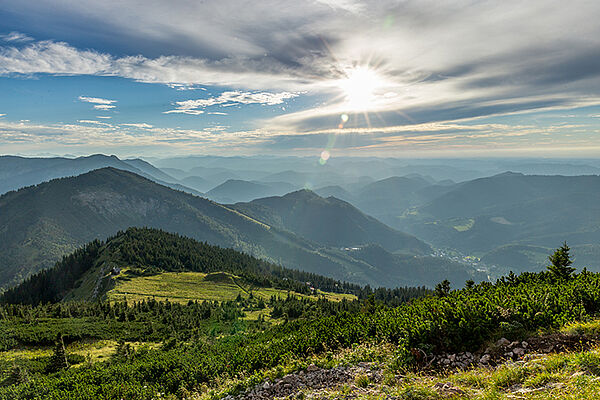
[
  {"xmin": 96, "ymin": 116, "xmax": 112, "ymax": 119},
  {"xmin": 78, "ymin": 96, "xmax": 116, "ymax": 105},
  {"xmin": 165, "ymin": 90, "xmax": 298, "ymax": 115},
  {"xmin": 2, "ymin": 0, "xmax": 600, "ymax": 154},
  {"xmin": 0, "ymin": 113, "xmax": 5, "ymax": 117},
  {"xmin": 1, "ymin": 32, "xmax": 33, "ymax": 43},
  {"xmin": 93, "ymin": 104, "xmax": 116, "ymax": 110},
  {"xmin": 79, "ymin": 96, "xmax": 117, "ymax": 111},
  {"xmin": 166, "ymin": 83, "xmax": 206, "ymax": 91},
  {"xmin": 208, "ymin": 112, "xmax": 228, "ymax": 115},
  {"xmin": 78, "ymin": 119, "xmax": 113, "ymax": 127},
  {"xmin": 163, "ymin": 109, "xmax": 204, "ymax": 115},
  {"xmin": 121, "ymin": 123, "xmax": 153, "ymax": 128}
]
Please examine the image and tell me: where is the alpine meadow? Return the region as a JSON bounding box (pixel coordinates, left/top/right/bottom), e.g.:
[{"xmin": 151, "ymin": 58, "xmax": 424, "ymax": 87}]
[{"xmin": 2, "ymin": 1, "xmax": 600, "ymax": 399}]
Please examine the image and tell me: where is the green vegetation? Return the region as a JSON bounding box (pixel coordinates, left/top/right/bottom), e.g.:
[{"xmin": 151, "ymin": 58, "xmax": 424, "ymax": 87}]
[{"xmin": 2, "ymin": 244, "xmax": 600, "ymax": 398}]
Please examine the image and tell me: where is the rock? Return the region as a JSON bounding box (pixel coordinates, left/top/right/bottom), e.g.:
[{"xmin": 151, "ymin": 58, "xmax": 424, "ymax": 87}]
[
  {"xmin": 480, "ymin": 354, "xmax": 491, "ymax": 364},
  {"xmin": 513, "ymin": 347, "xmax": 526, "ymax": 357},
  {"xmin": 522, "ymin": 341, "xmax": 529, "ymax": 348},
  {"xmin": 307, "ymin": 364, "xmax": 318, "ymax": 372},
  {"xmin": 496, "ymin": 338, "xmax": 510, "ymax": 347},
  {"xmin": 509, "ymin": 341, "xmax": 520, "ymax": 348},
  {"xmin": 433, "ymin": 382, "xmax": 465, "ymax": 395}
]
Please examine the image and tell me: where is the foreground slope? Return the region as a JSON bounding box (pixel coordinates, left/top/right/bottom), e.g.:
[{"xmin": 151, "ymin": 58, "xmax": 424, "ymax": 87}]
[{"xmin": 3, "ymin": 265, "xmax": 600, "ymax": 399}]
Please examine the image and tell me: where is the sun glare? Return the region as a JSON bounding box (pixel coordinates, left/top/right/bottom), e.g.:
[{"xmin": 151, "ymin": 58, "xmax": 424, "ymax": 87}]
[{"xmin": 339, "ymin": 66, "xmax": 384, "ymax": 111}]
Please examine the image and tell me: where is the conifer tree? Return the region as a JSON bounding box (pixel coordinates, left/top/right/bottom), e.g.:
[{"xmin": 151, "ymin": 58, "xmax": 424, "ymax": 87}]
[
  {"xmin": 47, "ymin": 334, "xmax": 69, "ymax": 373},
  {"xmin": 547, "ymin": 242, "xmax": 575, "ymax": 279}
]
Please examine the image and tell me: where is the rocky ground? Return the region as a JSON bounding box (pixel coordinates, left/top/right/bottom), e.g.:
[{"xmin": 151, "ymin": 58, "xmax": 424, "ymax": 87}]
[{"xmin": 221, "ymin": 328, "xmax": 600, "ymax": 400}]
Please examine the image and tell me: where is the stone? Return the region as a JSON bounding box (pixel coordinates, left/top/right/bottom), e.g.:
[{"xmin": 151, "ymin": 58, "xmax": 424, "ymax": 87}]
[
  {"xmin": 480, "ymin": 354, "xmax": 491, "ymax": 364},
  {"xmin": 496, "ymin": 338, "xmax": 510, "ymax": 347},
  {"xmin": 513, "ymin": 347, "xmax": 526, "ymax": 357},
  {"xmin": 307, "ymin": 364, "xmax": 319, "ymax": 372}
]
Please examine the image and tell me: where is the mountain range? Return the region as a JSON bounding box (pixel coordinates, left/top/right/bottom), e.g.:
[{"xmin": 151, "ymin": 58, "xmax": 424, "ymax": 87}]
[{"xmin": 0, "ymin": 167, "xmax": 477, "ymax": 290}]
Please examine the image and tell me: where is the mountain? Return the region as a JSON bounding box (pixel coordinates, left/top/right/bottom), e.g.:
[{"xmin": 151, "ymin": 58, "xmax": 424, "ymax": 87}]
[
  {"xmin": 327, "ymin": 175, "xmax": 457, "ymax": 229},
  {"xmin": 122, "ymin": 158, "xmax": 179, "ymax": 183},
  {"xmin": 206, "ymin": 179, "xmax": 297, "ymax": 203},
  {"xmin": 0, "ymin": 154, "xmax": 199, "ymax": 195},
  {"xmin": 180, "ymin": 176, "xmax": 212, "ymax": 192},
  {"xmin": 0, "ymin": 167, "xmax": 472, "ymax": 290},
  {"xmin": 400, "ymin": 173, "xmax": 600, "ymax": 271},
  {"xmin": 230, "ymin": 190, "xmax": 431, "ymax": 255}
]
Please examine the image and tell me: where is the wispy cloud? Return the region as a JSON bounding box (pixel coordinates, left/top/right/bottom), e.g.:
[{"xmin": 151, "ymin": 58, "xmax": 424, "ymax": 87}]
[
  {"xmin": 121, "ymin": 123, "xmax": 153, "ymax": 128},
  {"xmin": 164, "ymin": 90, "xmax": 298, "ymax": 115},
  {"xmin": 77, "ymin": 119, "xmax": 113, "ymax": 127},
  {"xmin": 78, "ymin": 96, "xmax": 117, "ymax": 111},
  {"xmin": 78, "ymin": 96, "xmax": 115, "ymax": 105},
  {"xmin": 1, "ymin": 32, "xmax": 33, "ymax": 43},
  {"xmin": 166, "ymin": 83, "xmax": 206, "ymax": 91}
]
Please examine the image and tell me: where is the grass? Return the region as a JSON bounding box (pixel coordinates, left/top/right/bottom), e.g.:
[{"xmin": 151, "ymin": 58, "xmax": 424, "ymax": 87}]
[
  {"xmin": 195, "ymin": 326, "xmax": 600, "ymax": 400},
  {"xmin": 452, "ymin": 218, "xmax": 475, "ymax": 232},
  {"xmin": 106, "ymin": 270, "xmax": 355, "ymax": 305}
]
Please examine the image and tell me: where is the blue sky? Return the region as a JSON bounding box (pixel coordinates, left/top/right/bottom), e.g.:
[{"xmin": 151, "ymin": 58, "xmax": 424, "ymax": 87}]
[{"xmin": 1, "ymin": 0, "xmax": 600, "ymax": 158}]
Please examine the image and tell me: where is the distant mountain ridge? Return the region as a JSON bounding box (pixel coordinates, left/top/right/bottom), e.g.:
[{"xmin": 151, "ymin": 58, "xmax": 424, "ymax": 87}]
[{"xmin": 0, "ymin": 154, "xmax": 200, "ymax": 196}]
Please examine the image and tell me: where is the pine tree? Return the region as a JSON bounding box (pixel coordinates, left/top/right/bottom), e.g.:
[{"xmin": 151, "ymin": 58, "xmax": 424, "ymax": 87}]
[
  {"xmin": 435, "ymin": 279, "xmax": 451, "ymax": 296},
  {"xmin": 547, "ymin": 242, "xmax": 575, "ymax": 279},
  {"xmin": 47, "ymin": 334, "xmax": 69, "ymax": 373}
]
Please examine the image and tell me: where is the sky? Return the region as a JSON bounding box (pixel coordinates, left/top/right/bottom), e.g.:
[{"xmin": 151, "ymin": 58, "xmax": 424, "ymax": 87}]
[{"xmin": 1, "ymin": 0, "xmax": 600, "ymax": 158}]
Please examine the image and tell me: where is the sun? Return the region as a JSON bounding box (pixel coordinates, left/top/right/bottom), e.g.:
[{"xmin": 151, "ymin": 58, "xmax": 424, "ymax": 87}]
[{"xmin": 339, "ymin": 66, "xmax": 384, "ymax": 111}]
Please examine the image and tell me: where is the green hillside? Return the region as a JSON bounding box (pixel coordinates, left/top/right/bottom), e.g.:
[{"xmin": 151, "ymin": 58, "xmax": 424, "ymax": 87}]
[{"xmin": 1, "ymin": 227, "xmax": 368, "ymax": 304}]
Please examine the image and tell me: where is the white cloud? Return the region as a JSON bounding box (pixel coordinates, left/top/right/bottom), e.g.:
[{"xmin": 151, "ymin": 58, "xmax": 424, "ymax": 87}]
[
  {"xmin": 0, "ymin": 113, "xmax": 5, "ymax": 117},
  {"xmin": 96, "ymin": 116, "xmax": 112, "ymax": 119},
  {"xmin": 165, "ymin": 90, "xmax": 298, "ymax": 115},
  {"xmin": 78, "ymin": 96, "xmax": 116, "ymax": 105},
  {"xmin": 121, "ymin": 123, "xmax": 153, "ymax": 128},
  {"xmin": 166, "ymin": 83, "xmax": 205, "ymax": 91},
  {"xmin": 78, "ymin": 119, "xmax": 113, "ymax": 127},
  {"xmin": 78, "ymin": 96, "xmax": 117, "ymax": 111},
  {"xmin": 93, "ymin": 104, "xmax": 116, "ymax": 110},
  {"xmin": 163, "ymin": 109, "xmax": 205, "ymax": 115},
  {"xmin": 208, "ymin": 112, "xmax": 228, "ymax": 115},
  {"xmin": 1, "ymin": 32, "xmax": 33, "ymax": 43}
]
